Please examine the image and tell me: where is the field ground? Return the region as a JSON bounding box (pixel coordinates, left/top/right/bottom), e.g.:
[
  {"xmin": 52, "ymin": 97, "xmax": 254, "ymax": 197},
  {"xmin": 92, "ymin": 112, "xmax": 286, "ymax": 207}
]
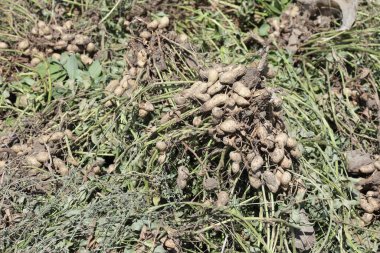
[{"xmin": 0, "ymin": 0, "xmax": 380, "ymax": 252}]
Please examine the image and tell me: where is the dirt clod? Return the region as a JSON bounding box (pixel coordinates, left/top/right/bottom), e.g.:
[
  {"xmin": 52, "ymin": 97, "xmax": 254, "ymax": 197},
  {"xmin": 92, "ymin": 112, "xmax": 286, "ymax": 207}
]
[
  {"xmin": 203, "ymin": 177, "xmax": 218, "ymax": 191},
  {"xmin": 216, "ymin": 191, "xmax": 229, "ymax": 207},
  {"xmin": 263, "ymin": 171, "xmax": 280, "ymax": 193},
  {"xmin": 347, "ymin": 150, "xmax": 373, "ymax": 173}
]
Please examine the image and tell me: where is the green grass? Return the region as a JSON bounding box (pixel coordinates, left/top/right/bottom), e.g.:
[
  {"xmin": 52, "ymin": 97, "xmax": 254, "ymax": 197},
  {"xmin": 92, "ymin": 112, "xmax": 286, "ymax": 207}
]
[{"xmin": 1, "ymin": 0, "xmax": 380, "ymax": 252}]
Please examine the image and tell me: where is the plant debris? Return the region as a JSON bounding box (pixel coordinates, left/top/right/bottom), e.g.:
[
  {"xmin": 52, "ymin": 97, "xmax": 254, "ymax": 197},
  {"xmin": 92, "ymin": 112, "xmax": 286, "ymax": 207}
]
[
  {"xmin": 1, "ymin": 0, "xmax": 380, "ymax": 252},
  {"xmin": 0, "ymin": 125, "xmax": 77, "ymax": 193},
  {"xmin": 298, "ymin": 0, "xmax": 358, "ymax": 30},
  {"xmin": 294, "ymin": 209, "xmax": 316, "ymax": 251},
  {"xmin": 124, "ymin": 16, "xmax": 198, "ymax": 82},
  {"xmin": 13, "ymin": 19, "xmax": 97, "ymax": 66},
  {"xmin": 267, "ymin": 4, "xmax": 333, "ymax": 53},
  {"xmin": 346, "ymin": 150, "xmax": 380, "ymax": 223}
]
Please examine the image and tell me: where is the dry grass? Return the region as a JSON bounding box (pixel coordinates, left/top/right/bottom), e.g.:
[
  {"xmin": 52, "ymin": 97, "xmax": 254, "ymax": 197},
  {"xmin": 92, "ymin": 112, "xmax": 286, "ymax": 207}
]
[{"xmin": 1, "ymin": 0, "xmax": 380, "ymax": 252}]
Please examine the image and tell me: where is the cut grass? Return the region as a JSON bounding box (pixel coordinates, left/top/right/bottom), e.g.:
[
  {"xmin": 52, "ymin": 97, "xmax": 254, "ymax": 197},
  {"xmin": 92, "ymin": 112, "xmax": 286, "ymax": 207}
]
[
  {"xmin": 266, "ymin": 5, "xmax": 380, "ymax": 252},
  {"xmin": 1, "ymin": 0, "xmax": 380, "ymax": 252}
]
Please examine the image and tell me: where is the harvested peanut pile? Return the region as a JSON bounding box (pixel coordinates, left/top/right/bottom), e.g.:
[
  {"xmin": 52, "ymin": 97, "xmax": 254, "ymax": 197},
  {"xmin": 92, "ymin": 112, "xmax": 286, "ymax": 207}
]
[
  {"xmin": 103, "ymin": 15, "xmax": 198, "ymax": 105},
  {"xmin": 0, "ymin": 128, "xmax": 76, "ymax": 186},
  {"xmin": 14, "ymin": 19, "xmax": 97, "ymax": 66},
  {"xmin": 150, "ymin": 62, "xmax": 302, "ymax": 206},
  {"xmin": 346, "ymin": 150, "xmax": 380, "ymax": 225},
  {"xmin": 124, "ymin": 16, "xmax": 196, "ymax": 79},
  {"xmin": 0, "ymin": 116, "xmax": 86, "ymax": 227},
  {"xmin": 328, "ymin": 67, "xmax": 380, "ymax": 124},
  {"xmin": 268, "ymin": 4, "xmax": 333, "ymax": 53}
]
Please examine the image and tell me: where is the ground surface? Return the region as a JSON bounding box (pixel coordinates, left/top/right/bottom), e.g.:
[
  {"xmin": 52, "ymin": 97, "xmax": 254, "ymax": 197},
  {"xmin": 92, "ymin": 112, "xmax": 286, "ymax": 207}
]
[{"xmin": 0, "ymin": 0, "xmax": 380, "ymax": 252}]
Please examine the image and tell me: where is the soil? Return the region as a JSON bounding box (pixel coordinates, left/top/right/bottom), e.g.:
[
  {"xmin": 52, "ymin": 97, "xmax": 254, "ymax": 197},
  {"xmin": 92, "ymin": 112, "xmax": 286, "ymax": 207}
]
[
  {"xmin": 1, "ymin": 0, "xmax": 379, "ymax": 252},
  {"xmin": 267, "ymin": 4, "xmax": 335, "ymax": 53}
]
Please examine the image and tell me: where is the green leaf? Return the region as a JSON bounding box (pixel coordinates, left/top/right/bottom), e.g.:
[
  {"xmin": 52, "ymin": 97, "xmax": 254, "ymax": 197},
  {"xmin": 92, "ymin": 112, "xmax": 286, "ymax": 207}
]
[
  {"xmin": 64, "ymin": 54, "xmax": 79, "ymax": 80},
  {"xmin": 153, "ymin": 245, "xmax": 167, "ymax": 253},
  {"xmin": 35, "ymin": 62, "xmax": 48, "ymax": 78},
  {"xmin": 152, "ymin": 196, "xmax": 160, "ymax": 206},
  {"xmin": 262, "ymin": 2, "xmax": 281, "ymax": 15},
  {"xmin": 342, "ymin": 199, "xmax": 358, "ymax": 209},
  {"xmin": 59, "ymin": 52, "xmax": 70, "ymax": 64},
  {"xmin": 91, "ymin": 131, "xmax": 99, "ymax": 145},
  {"xmin": 49, "ymin": 62, "xmax": 66, "ymax": 82},
  {"xmin": 22, "ymin": 77, "xmax": 35, "ymax": 86},
  {"xmin": 76, "ymin": 70, "xmax": 92, "ymax": 89},
  {"xmin": 333, "ymin": 199, "xmax": 342, "ymax": 209},
  {"xmin": 88, "ymin": 60, "xmax": 102, "ymax": 79},
  {"xmin": 65, "ymin": 209, "xmax": 82, "ymax": 217},
  {"xmin": 259, "ymin": 23, "xmax": 270, "ymax": 36},
  {"xmin": 131, "ymin": 220, "xmax": 144, "ymax": 231}
]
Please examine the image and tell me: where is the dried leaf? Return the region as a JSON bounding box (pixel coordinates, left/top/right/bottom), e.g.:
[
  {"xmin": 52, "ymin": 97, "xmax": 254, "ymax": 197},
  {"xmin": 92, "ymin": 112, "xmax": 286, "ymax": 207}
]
[
  {"xmin": 336, "ymin": 0, "xmax": 358, "ymax": 30},
  {"xmin": 346, "ymin": 150, "xmax": 373, "ymax": 174},
  {"xmin": 294, "ymin": 209, "xmax": 316, "ymax": 251},
  {"xmin": 298, "ymin": 0, "xmax": 358, "ymax": 30}
]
